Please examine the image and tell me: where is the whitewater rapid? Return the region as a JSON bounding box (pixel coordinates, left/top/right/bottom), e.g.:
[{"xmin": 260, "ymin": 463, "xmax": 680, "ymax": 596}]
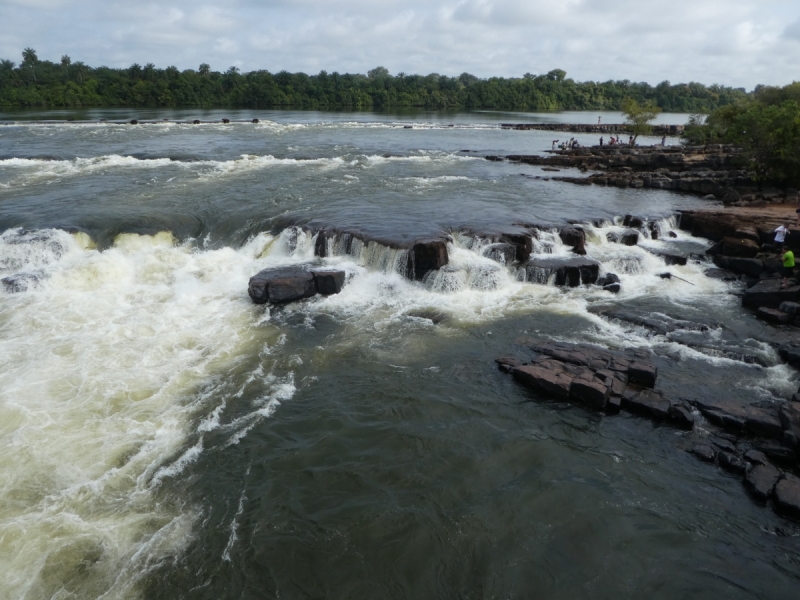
[{"xmin": 1, "ymin": 212, "xmax": 796, "ymax": 598}]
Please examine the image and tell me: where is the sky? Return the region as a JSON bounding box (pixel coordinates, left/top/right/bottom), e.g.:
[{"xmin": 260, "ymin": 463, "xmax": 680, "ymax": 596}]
[{"xmin": 1, "ymin": 0, "xmax": 799, "ymax": 89}]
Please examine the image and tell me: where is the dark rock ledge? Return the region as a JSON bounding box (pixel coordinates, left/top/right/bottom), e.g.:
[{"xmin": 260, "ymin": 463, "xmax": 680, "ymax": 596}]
[
  {"xmin": 498, "ymin": 337, "xmax": 800, "ymax": 520},
  {"xmin": 486, "ymin": 145, "xmax": 799, "ymax": 204}
]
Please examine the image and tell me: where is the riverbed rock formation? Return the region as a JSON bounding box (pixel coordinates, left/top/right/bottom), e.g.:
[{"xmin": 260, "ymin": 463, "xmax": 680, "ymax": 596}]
[
  {"xmin": 497, "ymin": 337, "xmax": 800, "ymax": 520},
  {"xmin": 486, "ymin": 145, "xmax": 799, "ymax": 205}
]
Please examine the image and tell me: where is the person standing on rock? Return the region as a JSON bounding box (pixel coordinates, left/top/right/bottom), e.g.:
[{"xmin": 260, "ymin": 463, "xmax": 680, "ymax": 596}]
[
  {"xmin": 782, "ymin": 247, "xmax": 795, "ymax": 288},
  {"xmin": 600, "ymin": 136, "xmax": 604, "ymax": 147},
  {"xmin": 598, "ymin": 116, "xmax": 601, "ymax": 125},
  {"xmin": 774, "ymin": 222, "xmax": 790, "ymax": 252}
]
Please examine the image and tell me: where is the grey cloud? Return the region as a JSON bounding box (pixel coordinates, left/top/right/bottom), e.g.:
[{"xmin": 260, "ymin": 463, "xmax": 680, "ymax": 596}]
[
  {"xmin": 785, "ymin": 17, "xmax": 800, "ymax": 41},
  {"xmin": 0, "ymin": 0, "xmax": 798, "ymax": 87}
]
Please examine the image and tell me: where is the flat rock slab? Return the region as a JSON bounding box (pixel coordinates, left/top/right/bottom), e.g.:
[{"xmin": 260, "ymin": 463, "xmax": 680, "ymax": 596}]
[
  {"xmin": 512, "ymin": 364, "xmax": 572, "ymax": 399},
  {"xmin": 621, "ymin": 389, "xmax": 671, "ymax": 419},
  {"xmin": 744, "ymin": 463, "xmax": 781, "ymax": 502},
  {"xmin": 757, "ymin": 307, "xmax": 791, "ymax": 324},
  {"xmin": 742, "ymin": 280, "xmax": 800, "ymax": 310},
  {"xmin": 691, "ymin": 398, "xmax": 784, "ymax": 439}
]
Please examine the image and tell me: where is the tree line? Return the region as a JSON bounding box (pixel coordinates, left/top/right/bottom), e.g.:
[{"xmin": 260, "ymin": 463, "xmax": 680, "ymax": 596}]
[
  {"xmin": 1, "ymin": 49, "xmax": 749, "ymax": 112},
  {"xmin": 683, "ymin": 82, "xmax": 800, "ymax": 189}
]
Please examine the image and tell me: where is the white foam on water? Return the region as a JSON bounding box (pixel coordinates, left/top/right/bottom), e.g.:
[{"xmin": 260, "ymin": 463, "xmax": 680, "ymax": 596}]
[
  {"xmin": 0, "ymin": 151, "xmax": 478, "ymax": 188},
  {"xmin": 0, "ymin": 228, "xmax": 293, "ymax": 599}
]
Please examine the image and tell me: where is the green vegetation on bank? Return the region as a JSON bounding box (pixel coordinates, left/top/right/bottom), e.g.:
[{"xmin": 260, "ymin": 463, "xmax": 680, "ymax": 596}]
[
  {"xmin": 1, "ymin": 49, "xmax": 747, "ymax": 112},
  {"xmin": 683, "ymin": 83, "xmax": 800, "ymax": 188}
]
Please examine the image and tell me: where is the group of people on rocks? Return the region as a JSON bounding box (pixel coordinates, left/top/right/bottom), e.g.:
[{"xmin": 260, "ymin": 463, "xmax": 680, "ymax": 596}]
[
  {"xmin": 598, "ymin": 135, "xmax": 635, "ymax": 147},
  {"xmin": 551, "ymin": 138, "xmax": 581, "ymax": 150},
  {"xmin": 774, "ymin": 222, "xmax": 796, "ymax": 288}
]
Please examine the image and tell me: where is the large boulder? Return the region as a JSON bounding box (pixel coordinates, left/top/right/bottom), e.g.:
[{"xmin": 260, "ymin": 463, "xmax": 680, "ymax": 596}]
[
  {"xmin": 742, "ymin": 279, "xmax": 800, "ymax": 309},
  {"xmin": 559, "ymin": 226, "xmax": 586, "ymax": 255},
  {"xmin": 248, "ymin": 266, "xmax": 317, "ymax": 304},
  {"xmin": 522, "ymin": 257, "xmax": 600, "ymax": 287},
  {"xmin": 408, "ymin": 240, "xmax": 449, "ymax": 280}
]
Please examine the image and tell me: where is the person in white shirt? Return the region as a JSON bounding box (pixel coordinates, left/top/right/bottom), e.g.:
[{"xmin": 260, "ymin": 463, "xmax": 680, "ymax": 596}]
[{"xmin": 774, "ymin": 223, "xmax": 790, "ymax": 252}]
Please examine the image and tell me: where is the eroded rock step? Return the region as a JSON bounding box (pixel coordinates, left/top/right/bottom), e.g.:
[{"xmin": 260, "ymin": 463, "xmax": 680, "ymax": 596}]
[{"xmin": 498, "ymin": 337, "xmax": 800, "ymax": 520}]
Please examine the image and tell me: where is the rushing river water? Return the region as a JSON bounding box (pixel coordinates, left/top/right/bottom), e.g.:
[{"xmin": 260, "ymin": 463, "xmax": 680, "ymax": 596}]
[{"xmin": 1, "ymin": 109, "xmax": 799, "ymax": 599}]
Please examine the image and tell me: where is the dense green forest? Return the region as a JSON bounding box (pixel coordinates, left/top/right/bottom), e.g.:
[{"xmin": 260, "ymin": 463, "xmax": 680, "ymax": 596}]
[
  {"xmin": 683, "ymin": 82, "xmax": 800, "ymax": 188},
  {"xmin": 1, "ymin": 48, "xmax": 749, "ymax": 112}
]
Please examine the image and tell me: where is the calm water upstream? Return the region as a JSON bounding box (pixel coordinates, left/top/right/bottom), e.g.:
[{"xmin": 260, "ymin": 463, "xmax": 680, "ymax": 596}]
[{"xmin": 0, "ymin": 109, "xmax": 798, "ymax": 599}]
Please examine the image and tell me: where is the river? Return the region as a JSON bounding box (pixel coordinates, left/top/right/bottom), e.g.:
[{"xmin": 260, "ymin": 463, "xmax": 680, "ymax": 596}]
[{"xmin": 0, "ymin": 109, "xmax": 798, "ymax": 599}]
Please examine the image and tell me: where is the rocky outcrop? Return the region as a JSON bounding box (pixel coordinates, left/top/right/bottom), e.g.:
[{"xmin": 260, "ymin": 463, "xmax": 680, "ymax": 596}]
[
  {"xmin": 248, "ymin": 266, "xmax": 347, "ymax": 304},
  {"xmin": 498, "ymin": 333, "xmax": 800, "ymax": 521},
  {"xmin": 488, "ymin": 145, "xmax": 799, "ymax": 204},
  {"xmin": 504, "ymin": 339, "xmax": 660, "ymax": 415},
  {"xmin": 500, "ymin": 123, "xmax": 684, "ymax": 136}
]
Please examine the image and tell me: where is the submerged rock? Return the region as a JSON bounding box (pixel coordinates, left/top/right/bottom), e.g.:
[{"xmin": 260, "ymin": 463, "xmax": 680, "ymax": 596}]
[{"xmin": 1, "ymin": 272, "xmax": 40, "ymax": 293}]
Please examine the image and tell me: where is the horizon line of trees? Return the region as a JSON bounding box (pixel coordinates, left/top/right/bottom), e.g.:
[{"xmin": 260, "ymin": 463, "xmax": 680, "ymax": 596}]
[{"xmin": 0, "ymin": 48, "xmax": 756, "ymax": 113}]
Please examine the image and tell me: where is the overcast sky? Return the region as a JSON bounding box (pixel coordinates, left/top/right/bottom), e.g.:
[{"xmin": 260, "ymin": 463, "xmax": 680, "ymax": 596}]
[{"xmin": 1, "ymin": 0, "xmax": 799, "ymax": 88}]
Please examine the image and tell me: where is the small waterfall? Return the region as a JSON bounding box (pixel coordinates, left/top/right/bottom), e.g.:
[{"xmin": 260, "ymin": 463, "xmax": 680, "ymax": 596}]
[
  {"xmin": 310, "ymin": 229, "xmax": 410, "ymax": 277},
  {"xmin": 424, "ymin": 266, "xmax": 467, "ymax": 292},
  {"xmin": 518, "ymin": 264, "xmax": 557, "ymax": 285}
]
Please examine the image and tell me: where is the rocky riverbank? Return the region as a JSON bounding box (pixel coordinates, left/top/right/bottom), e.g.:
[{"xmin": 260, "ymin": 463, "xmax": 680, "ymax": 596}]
[
  {"xmin": 487, "ymin": 145, "xmax": 799, "ymax": 205},
  {"xmin": 500, "ymin": 122, "xmax": 684, "ymax": 136}
]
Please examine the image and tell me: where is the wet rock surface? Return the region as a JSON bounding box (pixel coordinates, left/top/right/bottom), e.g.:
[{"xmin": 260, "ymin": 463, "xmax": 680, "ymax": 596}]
[
  {"xmin": 498, "ymin": 335, "xmax": 800, "ymax": 521},
  {"xmin": 248, "ymin": 265, "xmax": 346, "ymax": 304}
]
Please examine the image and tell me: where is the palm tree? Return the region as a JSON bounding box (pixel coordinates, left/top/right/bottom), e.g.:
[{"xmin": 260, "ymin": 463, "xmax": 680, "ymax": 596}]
[
  {"xmin": 199, "ymin": 63, "xmax": 210, "ymax": 76},
  {"xmin": 73, "ymin": 60, "xmax": 85, "ymax": 84},
  {"xmin": 22, "ymin": 47, "xmax": 38, "ymax": 82},
  {"xmin": 0, "ymin": 59, "xmax": 15, "ymax": 72},
  {"xmin": 61, "ymin": 55, "xmax": 71, "ymax": 80}
]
